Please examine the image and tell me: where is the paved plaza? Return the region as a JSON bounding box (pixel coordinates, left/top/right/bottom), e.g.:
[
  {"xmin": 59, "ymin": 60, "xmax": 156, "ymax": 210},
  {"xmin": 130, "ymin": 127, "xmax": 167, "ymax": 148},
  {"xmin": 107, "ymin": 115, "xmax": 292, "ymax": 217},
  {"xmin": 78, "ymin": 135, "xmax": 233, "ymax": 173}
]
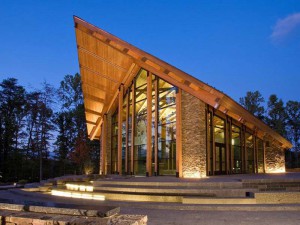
[{"xmin": 1, "ymin": 173, "xmax": 300, "ymax": 224}]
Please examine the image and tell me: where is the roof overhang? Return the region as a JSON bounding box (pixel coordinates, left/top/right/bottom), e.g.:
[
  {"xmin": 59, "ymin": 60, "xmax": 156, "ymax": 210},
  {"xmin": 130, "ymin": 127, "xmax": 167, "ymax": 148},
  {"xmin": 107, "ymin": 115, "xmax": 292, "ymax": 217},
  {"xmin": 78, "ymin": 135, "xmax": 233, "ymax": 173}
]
[{"xmin": 74, "ymin": 16, "xmax": 292, "ymax": 149}]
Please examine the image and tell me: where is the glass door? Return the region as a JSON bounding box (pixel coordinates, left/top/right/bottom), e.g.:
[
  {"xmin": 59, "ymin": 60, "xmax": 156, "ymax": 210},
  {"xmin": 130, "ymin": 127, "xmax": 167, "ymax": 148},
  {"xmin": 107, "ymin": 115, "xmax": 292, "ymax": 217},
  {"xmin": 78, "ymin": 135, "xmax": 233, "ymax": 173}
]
[{"xmin": 215, "ymin": 143, "xmax": 226, "ymax": 175}]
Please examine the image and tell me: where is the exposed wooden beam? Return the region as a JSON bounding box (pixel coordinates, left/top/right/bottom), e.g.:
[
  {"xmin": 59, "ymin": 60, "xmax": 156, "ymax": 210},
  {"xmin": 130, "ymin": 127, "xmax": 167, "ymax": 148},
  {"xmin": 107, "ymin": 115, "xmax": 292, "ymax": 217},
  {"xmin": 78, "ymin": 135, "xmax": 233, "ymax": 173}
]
[
  {"xmin": 101, "ymin": 114, "xmax": 107, "ymax": 174},
  {"xmin": 86, "ymin": 120, "xmax": 97, "ymax": 125},
  {"xmin": 85, "ymin": 108, "xmax": 102, "ymax": 117},
  {"xmin": 154, "ymin": 78, "xmax": 158, "ymax": 175},
  {"xmin": 90, "ymin": 117, "xmax": 103, "ymax": 140},
  {"xmin": 176, "ymin": 88, "xmax": 182, "ymax": 178},
  {"xmin": 117, "ymin": 85, "xmax": 124, "ymax": 174},
  {"xmin": 131, "ymin": 81, "xmax": 136, "ymax": 174},
  {"xmin": 84, "ymin": 93, "xmax": 106, "ymax": 104}
]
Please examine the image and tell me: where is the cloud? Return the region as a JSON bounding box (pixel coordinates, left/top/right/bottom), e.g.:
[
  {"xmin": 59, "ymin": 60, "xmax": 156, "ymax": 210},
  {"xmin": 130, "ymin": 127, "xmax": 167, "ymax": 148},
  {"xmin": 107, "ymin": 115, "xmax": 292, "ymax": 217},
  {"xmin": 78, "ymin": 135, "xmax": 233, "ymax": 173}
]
[{"xmin": 271, "ymin": 13, "xmax": 300, "ymax": 41}]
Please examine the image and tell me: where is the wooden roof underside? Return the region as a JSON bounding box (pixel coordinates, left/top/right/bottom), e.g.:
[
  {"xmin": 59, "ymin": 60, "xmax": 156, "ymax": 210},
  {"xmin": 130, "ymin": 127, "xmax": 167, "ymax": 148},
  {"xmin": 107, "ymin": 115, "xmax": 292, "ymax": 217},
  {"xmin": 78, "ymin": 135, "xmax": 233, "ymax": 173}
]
[{"xmin": 74, "ymin": 16, "xmax": 292, "ymax": 149}]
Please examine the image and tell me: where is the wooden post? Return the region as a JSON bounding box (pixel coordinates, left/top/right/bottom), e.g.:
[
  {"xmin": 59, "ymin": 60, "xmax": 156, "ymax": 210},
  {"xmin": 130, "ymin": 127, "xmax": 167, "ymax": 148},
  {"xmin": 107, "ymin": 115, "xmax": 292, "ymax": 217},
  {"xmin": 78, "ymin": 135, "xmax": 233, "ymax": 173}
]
[
  {"xmin": 117, "ymin": 84, "xmax": 124, "ymax": 174},
  {"xmin": 131, "ymin": 82, "xmax": 136, "ymax": 174},
  {"xmin": 206, "ymin": 107, "xmax": 210, "ymax": 176},
  {"xmin": 254, "ymin": 135, "xmax": 257, "ymax": 173},
  {"xmin": 212, "ymin": 110, "xmax": 216, "ymax": 175},
  {"xmin": 176, "ymin": 88, "xmax": 182, "ymax": 177},
  {"xmin": 125, "ymin": 93, "xmax": 129, "ymax": 174},
  {"xmin": 226, "ymin": 116, "xmax": 230, "ymax": 174},
  {"xmin": 146, "ymin": 72, "xmax": 152, "ymax": 176},
  {"xmin": 101, "ymin": 114, "xmax": 107, "ymax": 175},
  {"xmin": 154, "ymin": 78, "xmax": 158, "ymax": 176}
]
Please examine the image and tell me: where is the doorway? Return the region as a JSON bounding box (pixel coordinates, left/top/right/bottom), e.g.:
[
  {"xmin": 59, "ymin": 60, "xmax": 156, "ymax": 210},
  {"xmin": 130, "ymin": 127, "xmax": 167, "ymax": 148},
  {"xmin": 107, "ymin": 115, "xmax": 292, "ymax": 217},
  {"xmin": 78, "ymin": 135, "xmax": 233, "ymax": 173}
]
[{"xmin": 215, "ymin": 143, "xmax": 226, "ymax": 175}]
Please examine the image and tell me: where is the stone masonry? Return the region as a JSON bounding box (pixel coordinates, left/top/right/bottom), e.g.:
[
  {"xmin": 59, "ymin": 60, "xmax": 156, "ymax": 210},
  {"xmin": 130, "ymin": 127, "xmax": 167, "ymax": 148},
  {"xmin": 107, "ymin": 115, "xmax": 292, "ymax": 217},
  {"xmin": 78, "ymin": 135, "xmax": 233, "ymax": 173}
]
[
  {"xmin": 265, "ymin": 142, "xmax": 285, "ymax": 173},
  {"xmin": 181, "ymin": 90, "xmax": 207, "ymax": 178}
]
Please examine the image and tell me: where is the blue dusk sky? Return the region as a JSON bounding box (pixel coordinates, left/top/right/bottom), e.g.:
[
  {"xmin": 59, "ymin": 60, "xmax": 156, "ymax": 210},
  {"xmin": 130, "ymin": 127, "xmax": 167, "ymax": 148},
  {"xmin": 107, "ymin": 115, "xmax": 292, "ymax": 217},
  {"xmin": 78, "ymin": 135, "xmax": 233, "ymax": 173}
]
[{"xmin": 1, "ymin": 0, "xmax": 300, "ymax": 103}]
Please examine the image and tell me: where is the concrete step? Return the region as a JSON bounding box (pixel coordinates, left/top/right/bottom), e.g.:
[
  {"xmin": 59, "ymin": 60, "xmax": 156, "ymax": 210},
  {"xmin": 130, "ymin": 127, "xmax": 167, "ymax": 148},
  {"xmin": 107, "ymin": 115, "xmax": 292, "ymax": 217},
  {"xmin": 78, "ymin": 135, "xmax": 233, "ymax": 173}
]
[
  {"xmin": 93, "ymin": 186, "xmax": 257, "ymax": 197},
  {"xmin": 255, "ymin": 191, "xmax": 300, "ymax": 204},
  {"xmin": 52, "ymin": 189, "xmax": 182, "ymax": 203},
  {"xmin": 182, "ymin": 197, "xmax": 256, "ymax": 204},
  {"xmin": 93, "ymin": 180, "xmax": 243, "ymax": 189}
]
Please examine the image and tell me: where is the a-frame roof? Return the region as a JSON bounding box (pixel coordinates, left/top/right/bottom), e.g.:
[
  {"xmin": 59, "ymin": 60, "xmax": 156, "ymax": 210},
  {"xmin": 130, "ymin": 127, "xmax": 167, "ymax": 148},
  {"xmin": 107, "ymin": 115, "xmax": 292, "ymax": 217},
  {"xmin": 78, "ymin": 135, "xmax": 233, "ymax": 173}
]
[{"xmin": 74, "ymin": 16, "xmax": 292, "ymax": 149}]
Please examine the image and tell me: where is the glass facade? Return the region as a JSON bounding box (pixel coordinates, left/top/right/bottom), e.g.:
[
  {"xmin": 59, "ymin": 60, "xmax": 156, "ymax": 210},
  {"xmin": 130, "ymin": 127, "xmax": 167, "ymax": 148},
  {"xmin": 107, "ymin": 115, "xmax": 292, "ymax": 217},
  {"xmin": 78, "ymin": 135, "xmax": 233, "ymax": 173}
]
[
  {"xmin": 111, "ymin": 69, "xmax": 176, "ymax": 176},
  {"xmin": 207, "ymin": 110, "xmax": 266, "ymax": 175},
  {"xmin": 110, "ymin": 68, "xmax": 266, "ymax": 177}
]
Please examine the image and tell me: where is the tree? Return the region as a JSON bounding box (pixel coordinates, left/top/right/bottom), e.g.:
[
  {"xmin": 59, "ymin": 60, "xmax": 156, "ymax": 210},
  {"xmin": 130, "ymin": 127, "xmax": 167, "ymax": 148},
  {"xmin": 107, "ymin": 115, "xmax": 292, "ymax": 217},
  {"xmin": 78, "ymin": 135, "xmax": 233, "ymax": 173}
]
[
  {"xmin": 265, "ymin": 94, "xmax": 287, "ymax": 137},
  {"xmin": 54, "ymin": 73, "xmax": 98, "ymax": 175},
  {"xmin": 286, "ymin": 101, "xmax": 300, "ymax": 150},
  {"xmin": 0, "ymin": 78, "xmax": 26, "ymax": 181},
  {"xmin": 24, "ymin": 83, "xmax": 55, "ymax": 181},
  {"xmin": 239, "ymin": 91, "xmax": 265, "ymax": 120}
]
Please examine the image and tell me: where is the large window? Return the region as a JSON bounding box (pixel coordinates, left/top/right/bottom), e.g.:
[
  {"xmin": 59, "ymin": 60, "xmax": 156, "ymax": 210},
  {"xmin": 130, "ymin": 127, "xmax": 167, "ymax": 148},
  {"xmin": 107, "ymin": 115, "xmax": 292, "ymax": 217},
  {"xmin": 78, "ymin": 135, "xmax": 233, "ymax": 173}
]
[
  {"xmin": 134, "ymin": 69, "xmax": 147, "ymax": 175},
  {"xmin": 214, "ymin": 116, "xmax": 226, "ymax": 174},
  {"xmin": 246, "ymin": 132, "xmax": 254, "ymax": 173},
  {"xmin": 111, "ymin": 68, "xmax": 177, "ymax": 176},
  {"xmin": 158, "ymin": 79, "xmax": 176, "ymax": 175},
  {"xmin": 257, "ymin": 138, "xmax": 264, "ymax": 173},
  {"xmin": 231, "ymin": 125, "xmax": 242, "ymax": 174}
]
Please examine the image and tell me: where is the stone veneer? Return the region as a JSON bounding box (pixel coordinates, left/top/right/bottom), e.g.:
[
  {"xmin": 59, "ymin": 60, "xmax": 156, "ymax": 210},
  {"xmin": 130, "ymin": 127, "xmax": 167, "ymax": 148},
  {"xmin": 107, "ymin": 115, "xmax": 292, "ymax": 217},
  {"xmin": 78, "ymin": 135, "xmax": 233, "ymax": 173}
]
[
  {"xmin": 105, "ymin": 113, "xmax": 112, "ymax": 174},
  {"xmin": 99, "ymin": 113, "xmax": 112, "ymax": 175},
  {"xmin": 265, "ymin": 142, "xmax": 285, "ymax": 173},
  {"xmin": 181, "ymin": 90, "xmax": 207, "ymax": 178}
]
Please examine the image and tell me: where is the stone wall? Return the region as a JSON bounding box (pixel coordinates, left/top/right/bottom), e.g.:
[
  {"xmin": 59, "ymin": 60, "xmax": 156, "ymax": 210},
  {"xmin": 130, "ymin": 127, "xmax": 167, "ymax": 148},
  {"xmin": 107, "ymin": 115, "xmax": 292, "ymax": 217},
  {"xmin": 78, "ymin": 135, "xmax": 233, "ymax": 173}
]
[
  {"xmin": 181, "ymin": 90, "xmax": 207, "ymax": 178},
  {"xmin": 265, "ymin": 142, "xmax": 285, "ymax": 173},
  {"xmin": 106, "ymin": 113, "xmax": 112, "ymax": 174}
]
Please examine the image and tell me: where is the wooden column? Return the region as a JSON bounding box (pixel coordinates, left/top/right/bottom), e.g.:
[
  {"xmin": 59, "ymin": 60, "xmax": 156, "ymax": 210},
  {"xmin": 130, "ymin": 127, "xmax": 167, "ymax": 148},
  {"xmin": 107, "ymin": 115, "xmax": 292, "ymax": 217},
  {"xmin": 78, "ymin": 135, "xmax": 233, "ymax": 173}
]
[
  {"xmin": 101, "ymin": 114, "xmax": 107, "ymax": 175},
  {"xmin": 254, "ymin": 135, "xmax": 257, "ymax": 173},
  {"xmin": 176, "ymin": 88, "xmax": 182, "ymax": 177},
  {"xmin": 146, "ymin": 72, "xmax": 153, "ymax": 176},
  {"xmin": 117, "ymin": 84, "xmax": 124, "ymax": 174},
  {"xmin": 225, "ymin": 116, "xmax": 231, "ymax": 174},
  {"xmin": 125, "ymin": 92, "xmax": 130, "ymax": 174},
  {"xmin": 241, "ymin": 125, "xmax": 246, "ymax": 173},
  {"xmin": 154, "ymin": 78, "xmax": 158, "ymax": 176},
  {"xmin": 131, "ymin": 82, "xmax": 136, "ymax": 174},
  {"xmin": 212, "ymin": 110, "xmax": 216, "ymax": 175}
]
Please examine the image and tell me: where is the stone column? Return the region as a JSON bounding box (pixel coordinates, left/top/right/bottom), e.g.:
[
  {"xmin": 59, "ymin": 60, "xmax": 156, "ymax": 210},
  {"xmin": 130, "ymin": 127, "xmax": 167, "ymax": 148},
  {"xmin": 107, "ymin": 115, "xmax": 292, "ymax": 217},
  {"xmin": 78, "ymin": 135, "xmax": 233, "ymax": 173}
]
[{"xmin": 181, "ymin": 91, "xmax": 207, "ymax": 178}]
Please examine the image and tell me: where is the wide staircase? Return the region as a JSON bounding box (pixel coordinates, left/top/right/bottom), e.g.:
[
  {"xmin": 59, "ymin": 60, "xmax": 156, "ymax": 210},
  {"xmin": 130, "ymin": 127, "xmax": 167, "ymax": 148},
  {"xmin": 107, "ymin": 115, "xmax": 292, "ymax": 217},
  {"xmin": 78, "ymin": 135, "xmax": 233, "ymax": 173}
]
[
  {"xmin": 29, "ymin": 174, "xmax": 300, "ymax": 205},
  {"xmin": 91, "ymin": 179, "xmax": 257, "ymax": 204}
]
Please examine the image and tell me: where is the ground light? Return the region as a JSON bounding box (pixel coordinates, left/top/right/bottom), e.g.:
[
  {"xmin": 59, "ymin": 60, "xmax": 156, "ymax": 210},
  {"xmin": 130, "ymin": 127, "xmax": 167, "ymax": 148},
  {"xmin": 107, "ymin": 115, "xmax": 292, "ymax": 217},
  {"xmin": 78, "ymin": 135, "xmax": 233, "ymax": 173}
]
[
  {"xmin": 65, "ymin": 183, "xmax": 93, "ymax": 192},
  {"xmin": 51, "ymin": 190, "xmax": 105, "ymax": 201}
]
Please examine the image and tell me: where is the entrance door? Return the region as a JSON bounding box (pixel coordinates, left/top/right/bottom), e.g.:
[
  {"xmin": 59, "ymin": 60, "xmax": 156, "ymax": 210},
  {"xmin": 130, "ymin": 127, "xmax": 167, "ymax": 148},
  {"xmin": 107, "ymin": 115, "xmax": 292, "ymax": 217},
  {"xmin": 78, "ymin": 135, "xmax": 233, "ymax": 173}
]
[{"xmin": 215, "ymin": 143, "xmax": 226, "ymax": 175}]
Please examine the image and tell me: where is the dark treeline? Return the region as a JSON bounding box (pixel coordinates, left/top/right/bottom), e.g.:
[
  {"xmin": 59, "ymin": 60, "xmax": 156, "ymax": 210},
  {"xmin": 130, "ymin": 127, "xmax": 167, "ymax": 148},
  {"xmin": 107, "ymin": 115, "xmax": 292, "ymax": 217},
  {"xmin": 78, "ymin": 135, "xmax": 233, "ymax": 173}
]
[
  {"xmin": 0, "ymin": 74, "xmax": 99, "ymax": 183},
  {"xmin": 239, "ymin": 91, "xmax": 300, "ymax": 168}
]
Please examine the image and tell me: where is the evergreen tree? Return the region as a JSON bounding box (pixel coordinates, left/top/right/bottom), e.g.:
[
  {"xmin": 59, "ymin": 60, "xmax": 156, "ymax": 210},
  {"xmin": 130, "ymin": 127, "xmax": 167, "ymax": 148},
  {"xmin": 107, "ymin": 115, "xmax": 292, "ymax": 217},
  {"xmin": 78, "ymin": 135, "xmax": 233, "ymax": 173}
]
[
  {"xmin": 239, "ymin": 91, "xmax": 265, "ymax": 120},
  {"xmin": 265, "ymin": 94, "xmax": 287, "ymax": 137},
  {"xmin": 286, "ymin": 101, "xmax": 300, "ymax": 151},
  {"xmin": 0, "ymin": 78, "xmax": 26, "ymax": 181}
]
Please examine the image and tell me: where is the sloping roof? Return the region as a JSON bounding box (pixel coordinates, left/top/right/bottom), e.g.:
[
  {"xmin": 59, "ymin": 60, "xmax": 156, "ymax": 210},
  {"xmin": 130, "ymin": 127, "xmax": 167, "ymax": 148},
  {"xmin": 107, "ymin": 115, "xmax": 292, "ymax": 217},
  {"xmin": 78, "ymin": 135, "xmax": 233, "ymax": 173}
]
[{"xmin": 74, "ymin": 16, "xmax": 292, "ymax": 149}]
